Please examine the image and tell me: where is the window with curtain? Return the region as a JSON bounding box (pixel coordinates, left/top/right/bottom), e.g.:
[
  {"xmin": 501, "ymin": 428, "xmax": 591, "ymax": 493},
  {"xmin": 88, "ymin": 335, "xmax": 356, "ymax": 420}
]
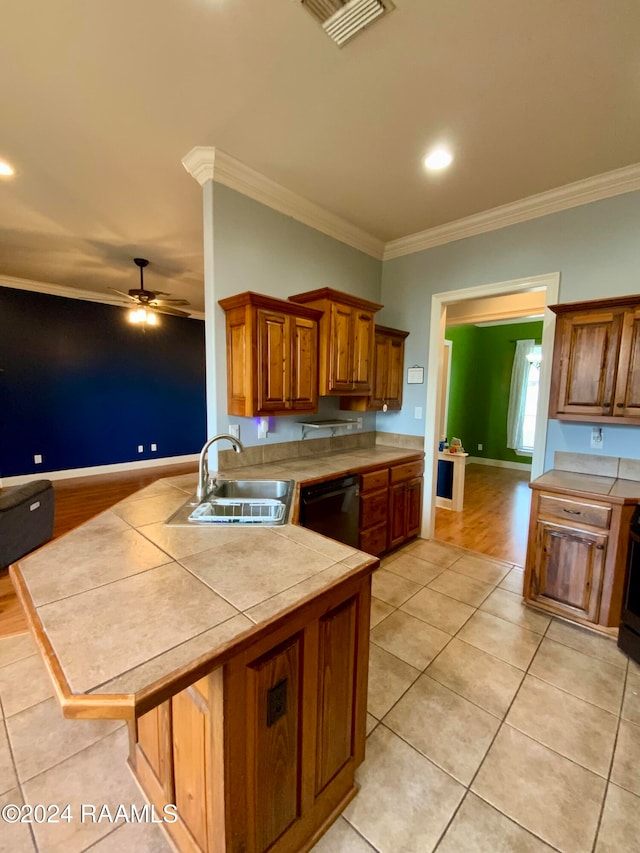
[{"xmin": 507, "ymin": 340, "xmax": 542, "ymax": 455}]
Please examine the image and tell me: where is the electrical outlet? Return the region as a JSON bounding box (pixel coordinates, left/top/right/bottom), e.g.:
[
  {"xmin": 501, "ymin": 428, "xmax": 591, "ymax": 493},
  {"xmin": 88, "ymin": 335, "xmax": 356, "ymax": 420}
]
[
  {"xmin": 414, "ymin": 406, "xmax": 423, "ymax": 420},
  {"xmin": 137, "ymin": 445, "xmax": 144, "ymax": 453},
  {"xmin": 356, "ymin": 417, "xmax": 363, "ymax": 429},
  {"xmin": 151, "ymin": 443, "xmax": 157, "ymax": 452},
  {"xmin": 228, "ymin": 424, "xmax": 240, "ymax": 439},
  {"xmin": 590, "ymin": 427, "xmax": 604, "ymax": 450},
  {"xmin": 257, "ymin": 417, "xmax": 269, "ymax": 440},
  {"xmin": 478, "ymin": 444, "xmax": 483, "ymax": 451},
  {"xmin": 34, "ymin": 454, "xmax": 42, "ymax": 464}
]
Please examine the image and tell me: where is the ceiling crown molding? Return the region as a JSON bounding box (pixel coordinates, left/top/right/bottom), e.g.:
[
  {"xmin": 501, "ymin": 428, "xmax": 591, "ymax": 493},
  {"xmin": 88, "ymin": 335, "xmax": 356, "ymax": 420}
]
[
  {"xmin": 182, "ymin": 146, "xmax": 385, "ymax": 260},
  {"xmin": 0, "ymin": 275, "xmax": 205, "ymax": 320},
  {"xmin": 383, "ymin": 162, "xmax": 640, "ymax": 260}
]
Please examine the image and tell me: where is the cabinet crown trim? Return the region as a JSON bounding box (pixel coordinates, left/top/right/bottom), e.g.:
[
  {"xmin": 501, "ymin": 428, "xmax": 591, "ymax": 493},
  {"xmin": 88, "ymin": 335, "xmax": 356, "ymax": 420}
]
[
  {"xmin": 218, "ymin": 290, "xmax": 323, "ymax": 319},
  {"xmin": 289, "ymin": 288, "xmax": 383, "ymax": 313},
  {"xmin": 550, "ymin": 295, "xmax": 640, "ymax": 315}
]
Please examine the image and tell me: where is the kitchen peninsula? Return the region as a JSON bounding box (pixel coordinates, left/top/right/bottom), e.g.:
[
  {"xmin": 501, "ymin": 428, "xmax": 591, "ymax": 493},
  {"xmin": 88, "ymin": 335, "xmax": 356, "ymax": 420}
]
[{"xmin": 11, "ymin": 444, "xmax": 423, "ymax": 853}]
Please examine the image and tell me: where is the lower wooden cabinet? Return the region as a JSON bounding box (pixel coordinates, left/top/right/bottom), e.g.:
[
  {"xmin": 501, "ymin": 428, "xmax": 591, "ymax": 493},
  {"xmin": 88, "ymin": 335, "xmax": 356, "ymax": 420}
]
[
  {"xmin": 388, "ymin": 462, "xmax": 424, "ymax": 551},
  {"xmin": 359, "ymin": 468, "xmax": 389, "ymax": 556},
  {"xmin": 129, "ymin": 573, "xmax": 372, "ymax": 853},
  {"xmin": 524, "ymin": 486, "xmax": 635, "ymax": 629}
]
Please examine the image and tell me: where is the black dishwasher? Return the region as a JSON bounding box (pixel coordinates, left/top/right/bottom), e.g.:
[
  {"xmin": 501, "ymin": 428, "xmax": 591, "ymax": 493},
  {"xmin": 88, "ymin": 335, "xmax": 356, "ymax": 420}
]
[{"xmin": 299, "ymin": 475, "xmax": 360, "ymax": 548}]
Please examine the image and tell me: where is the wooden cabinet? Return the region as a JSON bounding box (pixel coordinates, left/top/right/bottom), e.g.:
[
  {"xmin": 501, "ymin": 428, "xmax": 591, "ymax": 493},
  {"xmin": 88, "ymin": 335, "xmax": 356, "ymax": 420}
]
[
  {"xmin": 341, "ymin": 325, "xmax": 409, "ymax": 413},
  {"xmin": 218, "ymin": 292, "xmax": 322, "ymax": 417},
  {"xmin": 288, "ymin": 288, "xmax": 382, "ymax": 396},
  {"xmin": 549, "ymin": 296, "xmax": 640, "ymax": 424},
  {"xmin": 130, "ymin": 571, "xmax": 372, "ymax": 853},
  {"xmin": 524, "ymin": 485, "xmax": 636, "ymax": 630},
  {"xmin": 359, "ymin": 468, "xmax": 389, "ymax": 556},
  {"xmin": 387, "ymin": 460, "xmax": 424, "ymax": 551}
]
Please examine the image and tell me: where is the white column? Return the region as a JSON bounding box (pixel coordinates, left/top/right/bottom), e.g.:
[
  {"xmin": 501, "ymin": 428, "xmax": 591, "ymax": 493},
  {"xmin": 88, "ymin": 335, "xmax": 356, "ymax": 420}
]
[{"xmin": 182, "ymin": 147, "xmax": 220, "ymax": 468}]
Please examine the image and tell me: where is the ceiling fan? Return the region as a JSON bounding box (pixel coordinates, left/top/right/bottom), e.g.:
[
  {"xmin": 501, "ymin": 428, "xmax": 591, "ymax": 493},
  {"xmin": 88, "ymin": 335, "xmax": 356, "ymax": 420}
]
[{"xmin": 111, "ymin": 258, "xmax": 191, "ymax": 323}]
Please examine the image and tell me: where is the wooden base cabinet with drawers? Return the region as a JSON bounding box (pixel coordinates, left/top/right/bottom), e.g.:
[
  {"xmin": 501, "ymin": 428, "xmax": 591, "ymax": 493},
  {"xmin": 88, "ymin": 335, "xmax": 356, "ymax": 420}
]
[
  {"xmin": 129, "ymin": 572, "xmax": 373, "ymax": 853},
  {"xmin": 358, "ymin": 458, "xmax": 424, "ymax": 557},
  {"xmin": 524, "ymin": 487, "xmax": 635, "ymax": 630}
]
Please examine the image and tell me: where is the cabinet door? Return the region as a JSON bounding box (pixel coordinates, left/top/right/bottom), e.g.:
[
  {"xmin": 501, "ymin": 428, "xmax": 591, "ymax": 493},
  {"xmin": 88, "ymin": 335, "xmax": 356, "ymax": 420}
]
[
  {"xmin": 405, "ymin": 477, "xmax": 422, "ymax": 539},
  {"xmin": 552, "ymin": 310, "xmax": 623, "ymax": 417},
  {"xmin": 529, "ymin": 521, "xmax": 607, "ymax": 622},
  {"xmin": 388, "ymin": 482, "xmax": 406, "ymax": 550},
  {"xmin": 613, "ymin": 307, "xmax": 640, "ymax": 419},
  {"xmin": 329, "ymin": 303, "xmax": 354, "ymax": 393},
  {"xmin": 369, "ymin": 334, "xmax": 389, "ymax": 410},
  {"xmin": 290, "ymin": 315, "xmax": 318, "ymax": 412},
  {"xmin": 257, "ymin": 309, "xmax": 289, "ymax": 412},
  {"xmin": 351, "ymin": 310, "xmax": 375, "ymax": 393},
  {"xmin": 386, "ymin": 336, "xmax": 405, "ymax": 410}
]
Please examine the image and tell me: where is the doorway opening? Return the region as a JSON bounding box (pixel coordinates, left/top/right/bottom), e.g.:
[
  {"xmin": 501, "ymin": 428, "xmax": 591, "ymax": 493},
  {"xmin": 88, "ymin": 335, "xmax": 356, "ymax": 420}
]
[{"xmin": 421, "ymin": 273, "xmax": 560, "ymax": 557}]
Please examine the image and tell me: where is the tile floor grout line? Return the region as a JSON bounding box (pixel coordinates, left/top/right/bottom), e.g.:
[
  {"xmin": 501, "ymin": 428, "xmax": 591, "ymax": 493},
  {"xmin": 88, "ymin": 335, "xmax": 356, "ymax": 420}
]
[
  {"xmin": 0, "ymin": 700, "xmax": 39, "ymax": 852},
  {"xmin": 591, "ymin": 660, "xmax": 631, "ymax": 853}
]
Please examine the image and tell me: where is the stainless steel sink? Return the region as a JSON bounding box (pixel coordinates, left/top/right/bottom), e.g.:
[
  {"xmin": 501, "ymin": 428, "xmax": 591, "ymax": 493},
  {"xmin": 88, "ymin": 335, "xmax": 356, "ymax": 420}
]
[{"xmin": 165, "ymin": 479, "xmax": 295, "ymax": 527}]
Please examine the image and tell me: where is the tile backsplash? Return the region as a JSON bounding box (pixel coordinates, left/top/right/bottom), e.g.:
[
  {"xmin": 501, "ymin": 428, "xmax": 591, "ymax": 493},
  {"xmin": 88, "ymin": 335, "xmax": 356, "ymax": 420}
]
[
  {"xmin": 217, "ymin": 430, "xmax": 376, "ymax": 471},
  {"xmin": 554, "ymin": 451, "xmax": 640, "ymax": 482}
]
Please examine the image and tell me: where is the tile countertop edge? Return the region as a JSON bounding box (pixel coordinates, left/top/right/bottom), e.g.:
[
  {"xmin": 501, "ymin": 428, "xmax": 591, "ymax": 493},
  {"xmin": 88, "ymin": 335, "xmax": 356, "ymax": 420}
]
[
  {"xmin": 530, "ymin": 470, "xmax": 640, "ymax": 505},
  {"xmin": 9, "ymin": 446, "xmax": 424, "ymax": 719}
]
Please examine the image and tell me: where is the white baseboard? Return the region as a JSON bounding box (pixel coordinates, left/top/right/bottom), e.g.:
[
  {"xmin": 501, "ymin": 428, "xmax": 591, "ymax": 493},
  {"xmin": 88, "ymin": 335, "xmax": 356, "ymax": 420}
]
[
  {"xmin": 466, "ymin": 456, "xmax": 532, "ymax": 472},
  {"xmin": 0, "ymin": 454, "xmax": 199, "ymax": 487}
]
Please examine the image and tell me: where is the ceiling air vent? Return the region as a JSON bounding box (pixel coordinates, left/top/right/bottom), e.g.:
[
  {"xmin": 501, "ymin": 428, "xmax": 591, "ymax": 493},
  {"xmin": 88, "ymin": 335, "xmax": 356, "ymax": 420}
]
[{"xmin": 301, "ymin": 0, "xmax": 395, "ymax": 47}]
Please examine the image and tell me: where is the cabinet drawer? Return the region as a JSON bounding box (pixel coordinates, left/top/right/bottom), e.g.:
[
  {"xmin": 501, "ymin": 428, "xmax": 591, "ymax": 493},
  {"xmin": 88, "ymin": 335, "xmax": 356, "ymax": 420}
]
[
  {"xmin": 390, "ymin": 459, "xmax": 424, "ymax": 484},
  {"xmin": 359, "ymin": 523, "xmax": 387, "ymax": 557},
  {"xmin": 361, "ymin": 469, "xmax": 389, "ymax": 493},
  {"xmin": 360, "ymin": 489, "xmax": 388, "ymax": 529},
  {"xmin": 538, "ymin": 494, "xmax": 611, "ymax": 529}
]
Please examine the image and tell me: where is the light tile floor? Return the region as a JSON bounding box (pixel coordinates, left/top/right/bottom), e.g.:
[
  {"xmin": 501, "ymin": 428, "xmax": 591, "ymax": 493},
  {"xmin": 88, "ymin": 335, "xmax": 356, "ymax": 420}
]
[{"xmin": 1, "ymin": 539, "xmax": 639, "ymax": 852}]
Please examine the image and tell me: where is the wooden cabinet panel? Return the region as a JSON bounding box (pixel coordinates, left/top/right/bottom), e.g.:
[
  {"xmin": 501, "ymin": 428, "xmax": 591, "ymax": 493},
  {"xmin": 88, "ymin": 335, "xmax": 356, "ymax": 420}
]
[
  {"xmin": 289, "ymin": 288, "xmax": 382, "ymax": 397},
  {"xmin": 390, "ymin": 459, "xmax": 424, "ymax": 484},
  {"xmin": 342, "ymin": 325, "xmax": 408, "ymax": 412},
  {"xmin": 219, "ymin": 292, "xmax": 321, "ymax": 417},
  {"xmin": 549, "ymin": 296, "xmax": 640, "ymax": 424},
  {"xmin": 529, "ymin": 521, "xmax": 606, "ymax": 622},
  {"xmin": 360, "ymin": 489, "xmax": 388, "ymax": 529},
  {"xmin": 359, "ymin": 523, "xmax": 387, "ymax": 557},
  {"xmin": 388, "ymin": 482, "xmax": 406, "ymax": 550},
  {"xmin": 406, "ymin": 478, "xmax": 422, "ymax": 540},
  {"xmin": 361, "ymin": 468, "xmax": 388, "ymax": 493},
  {"xmin": 538, "ymin": 494, "xmax": 611, "ymax": 529},
  {"xmin": 249, "ymin": 637, "xmax": 301, "ymax": 852},
  {"xmin": 614, "ymin": 306, "xmax": 640, "ymax": 418},
  {"xmin": 258, "ymin": 309, "xmax": 288, "ymax": 412},
  {"xmin": 388, "ymin": 470, "xmax": 423, "ymax": 551},
  {"xmin": 172, "ymin": 686, "xmax": 211, "ymax": 852},
  {"xmin": 315, "ymin": 598, "xmax": 357, "ymax": 794}
]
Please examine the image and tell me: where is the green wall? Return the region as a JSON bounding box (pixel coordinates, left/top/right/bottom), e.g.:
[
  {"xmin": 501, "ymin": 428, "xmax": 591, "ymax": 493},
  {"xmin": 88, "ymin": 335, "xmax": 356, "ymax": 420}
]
[{"xmin": 445, "ymin": 320, "xmax": 543, "ymax": 464}]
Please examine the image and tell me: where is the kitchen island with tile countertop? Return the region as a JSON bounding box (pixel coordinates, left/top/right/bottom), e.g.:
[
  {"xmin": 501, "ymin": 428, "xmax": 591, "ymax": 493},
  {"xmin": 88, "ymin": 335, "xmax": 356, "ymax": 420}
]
[
  {"xmin": 524, "ymin": 453, "xmax": 640, "ymax": 634},
  {"xmin": 10, "ymin": 444, "xmax": 423, "ymax": 853}
]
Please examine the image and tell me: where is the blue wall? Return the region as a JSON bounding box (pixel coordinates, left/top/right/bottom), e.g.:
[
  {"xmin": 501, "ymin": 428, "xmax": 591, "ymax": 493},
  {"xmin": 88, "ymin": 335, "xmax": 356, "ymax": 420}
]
[{"xmin": 0, "ymin": 287, "xmax": 206, "ymax": 477}]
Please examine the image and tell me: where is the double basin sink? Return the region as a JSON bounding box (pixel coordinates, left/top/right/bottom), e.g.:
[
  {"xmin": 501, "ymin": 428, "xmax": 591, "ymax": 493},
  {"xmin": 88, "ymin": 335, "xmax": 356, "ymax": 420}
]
[{"xmin": 166, "ymin": 479, "xmax": 295, "ymax": 527}]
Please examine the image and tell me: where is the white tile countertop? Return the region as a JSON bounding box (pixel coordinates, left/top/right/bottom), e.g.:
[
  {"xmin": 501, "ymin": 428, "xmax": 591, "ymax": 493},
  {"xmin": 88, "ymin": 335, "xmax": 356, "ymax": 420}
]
[{"xmin": 11, "ymin": 445, "xmax": 422, "ymax": 717}]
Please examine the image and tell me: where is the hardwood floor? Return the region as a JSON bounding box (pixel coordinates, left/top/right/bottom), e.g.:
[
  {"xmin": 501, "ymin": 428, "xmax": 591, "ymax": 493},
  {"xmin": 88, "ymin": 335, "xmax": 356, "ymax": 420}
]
[
  {"xmin": 435, "ymin": 463, "xmax": 531, "ymax": 566},
  {"xmin": 0, "ymin": 461, "xmax": 198, "ymax": 638}
]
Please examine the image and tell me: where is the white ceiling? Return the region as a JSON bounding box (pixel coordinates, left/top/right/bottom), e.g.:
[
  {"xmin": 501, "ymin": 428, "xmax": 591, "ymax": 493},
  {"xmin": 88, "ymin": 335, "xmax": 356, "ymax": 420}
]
[{"xmin": 1, "ymin": 0, "xmax": 638, "ymax": 312}]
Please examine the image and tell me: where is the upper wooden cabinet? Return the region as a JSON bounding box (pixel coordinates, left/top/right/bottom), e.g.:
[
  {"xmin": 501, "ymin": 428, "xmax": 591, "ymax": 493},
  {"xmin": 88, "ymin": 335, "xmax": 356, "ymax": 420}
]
[
  {"xmin": 549, "ymin": 296, "xmax": 640, "ymax": 424},
  {"xmin": 288, "ymin": 288, "xmax": 383, "ymax": 396},
  {"xmin": 218, "ymin": 292, "xmax": 322, "ymax": 417},
  {"xmin": 341, "ymin": 325, "xmax": 409, "ymax": 412}
]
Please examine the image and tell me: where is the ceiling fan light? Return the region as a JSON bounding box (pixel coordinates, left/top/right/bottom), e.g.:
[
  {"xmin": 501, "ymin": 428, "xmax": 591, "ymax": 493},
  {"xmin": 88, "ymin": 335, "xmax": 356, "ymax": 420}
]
[
  {"xmin": 129, "ymin": 308, "xmax": 141, "ymax": 323},
  {"xmin": 146, "ymin": 311, "xmax": 157, "ymax": 325}
]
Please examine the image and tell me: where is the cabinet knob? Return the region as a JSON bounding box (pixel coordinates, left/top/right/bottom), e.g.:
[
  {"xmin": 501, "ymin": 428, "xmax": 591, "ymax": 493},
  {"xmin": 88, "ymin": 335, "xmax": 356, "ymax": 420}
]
[{"xmin": 616, "ymin": 403, "xmax": 624, "ymax": 408}]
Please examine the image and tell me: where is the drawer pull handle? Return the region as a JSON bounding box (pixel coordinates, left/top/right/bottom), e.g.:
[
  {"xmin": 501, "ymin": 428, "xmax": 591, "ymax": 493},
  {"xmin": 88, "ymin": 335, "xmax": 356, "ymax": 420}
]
[
  {"xmin": 563, "ymin": 509, "xmax": 582, "ymax": 515},
  {"xmin": 616, "ymin": 403, "xmax": 624, "ymax": 408}
]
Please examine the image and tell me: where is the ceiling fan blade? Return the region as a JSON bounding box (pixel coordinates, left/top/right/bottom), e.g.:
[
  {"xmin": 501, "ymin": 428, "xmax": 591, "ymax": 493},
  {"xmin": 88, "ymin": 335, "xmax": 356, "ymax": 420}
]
[
  {"xmin": 151, "ymin": 298, "xmax": 190, "ymax": 306},
  {"xmin": 154, "ymin": 306, "xmax": 192, "ymax": 318},
  {"xmin": 109, "ymin": 288, "xmax": 138, "ymax": 302}
]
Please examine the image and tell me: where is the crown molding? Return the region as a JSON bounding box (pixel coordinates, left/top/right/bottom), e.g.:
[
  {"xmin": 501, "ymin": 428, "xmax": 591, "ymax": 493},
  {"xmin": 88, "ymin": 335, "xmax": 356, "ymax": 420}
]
[
  {"xmin": 383, "ymin": 162, "xmax": 640, "ymax": 260},
  {"xmin": 182, "ymin": 146, "xmax": 385, "ymax": 260},
  {"xmin": 0, "ymin": 275, "xmax": 205, "ymax": 320}
]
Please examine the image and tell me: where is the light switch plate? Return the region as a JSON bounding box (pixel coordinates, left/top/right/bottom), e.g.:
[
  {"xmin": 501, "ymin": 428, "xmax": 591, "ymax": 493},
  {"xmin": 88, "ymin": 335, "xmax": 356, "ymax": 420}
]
[
  {"xmin": 228, "ymin": 424, "xmax": 240, "ymax": 439},
  {"xmin": 590, "ymin": 427, "xmax": 604, "ymax": 450}
]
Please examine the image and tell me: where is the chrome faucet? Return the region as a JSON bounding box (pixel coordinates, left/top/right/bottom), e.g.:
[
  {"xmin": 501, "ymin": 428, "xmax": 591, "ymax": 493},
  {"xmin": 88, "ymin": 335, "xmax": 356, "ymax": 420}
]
[{"xmin": 196, "ymin": 433, "xmax": 244, "ymax": 501}]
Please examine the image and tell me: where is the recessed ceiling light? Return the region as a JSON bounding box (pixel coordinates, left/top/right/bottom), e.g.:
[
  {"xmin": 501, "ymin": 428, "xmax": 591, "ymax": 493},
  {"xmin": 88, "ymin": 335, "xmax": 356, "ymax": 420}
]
[
  {"xmin": 0, "ymin": 159, "xmax": 15, "ymax": 177},
  {"xmin": 424, "ymin": 148, "xmax": 453, "ymax": 171}
]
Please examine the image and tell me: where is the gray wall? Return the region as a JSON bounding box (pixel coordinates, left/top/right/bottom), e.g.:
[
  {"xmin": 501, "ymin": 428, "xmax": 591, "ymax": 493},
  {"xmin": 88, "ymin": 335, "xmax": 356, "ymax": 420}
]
[
  {"xmin": 212, "ymin": 184, "xmax": 383, "ymax": 447},
  {"xmin": 378, "ymin": 191, "xmax": 640, "ymax": 470}
]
